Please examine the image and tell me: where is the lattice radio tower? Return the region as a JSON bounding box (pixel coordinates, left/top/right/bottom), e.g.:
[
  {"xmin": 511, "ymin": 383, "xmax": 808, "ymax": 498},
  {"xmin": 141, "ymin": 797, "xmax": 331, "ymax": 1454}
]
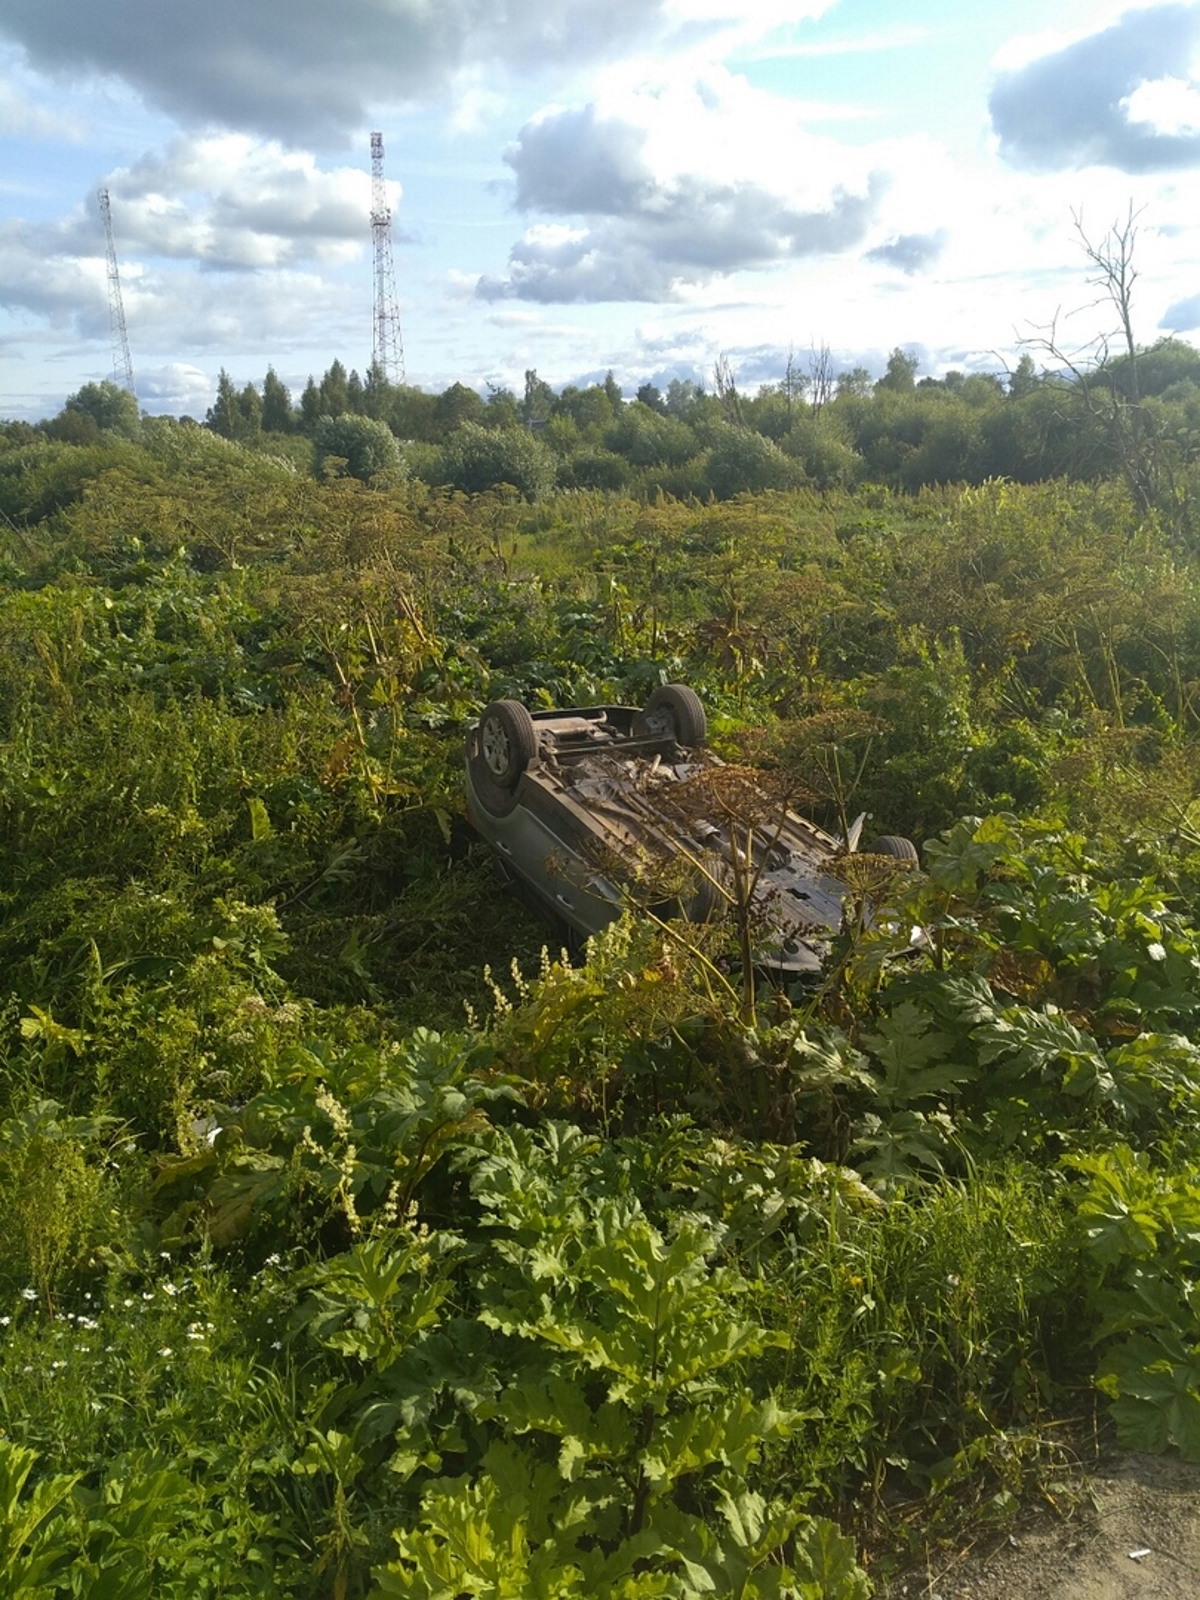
[
  {"xmin": 98, "ymin": 189, "xmax": 135, "ymax": 395},
  {"xmin": 370, "ymin": 133, "xmax": 405, "ymax": 385}
]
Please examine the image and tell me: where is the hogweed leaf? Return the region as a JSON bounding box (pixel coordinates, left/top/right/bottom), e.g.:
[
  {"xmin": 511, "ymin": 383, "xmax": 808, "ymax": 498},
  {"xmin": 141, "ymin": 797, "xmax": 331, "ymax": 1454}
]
[
  {"xmin": 791, "ymin": 1516, "xmax": 873, "ymax": 1600},
  {"xmin": 860, "ymin": 1003, "xmax": 968, "ymax": 1109},
  {"xmin": 1098, "ymin": 1333, "xmax": 1200, "ymax": 1458},
  {"xmin": 1069, "ymin": 1146, "xmax": 1171, "ymax": 1266},
  {"xmin": 0, "ymin": 1441, "xmax": 79, "ymax": 1594}
]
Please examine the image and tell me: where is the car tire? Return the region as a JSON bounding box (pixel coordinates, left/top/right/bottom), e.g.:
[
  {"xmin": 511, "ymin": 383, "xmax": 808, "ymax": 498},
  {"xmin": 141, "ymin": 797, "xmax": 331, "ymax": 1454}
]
[
  {"xmin": 865, "ymin": 834, "xmax": 919, "ymax": 863},
  {"xmin": 638, "ymin": 683, "xmax": 707, "ymax": 747},
  {"xmin": 478, "ymin": 700, "xmax": 538, "ymax": 787},
  {"xmin": 685, "ymin": 873, "xmax": 722, "ymax": 923}
]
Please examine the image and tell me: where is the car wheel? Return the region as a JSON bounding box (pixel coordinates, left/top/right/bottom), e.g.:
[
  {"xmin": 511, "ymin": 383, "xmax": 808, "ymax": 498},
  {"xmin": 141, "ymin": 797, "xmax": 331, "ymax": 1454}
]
[
  {"xmin": 638, "ymin": 683, "xmax": 707, "ymax": 747},
  {"xmin": 685, "ymin": 873, "xmax": 722, "ymax": 922},
  {"xmin": 478, "ymin": 700, "xmax": 538, "ymax": 788},
  {"xmin": 865, "ymin": 834, "xmax": 919, "ymax": 863}
]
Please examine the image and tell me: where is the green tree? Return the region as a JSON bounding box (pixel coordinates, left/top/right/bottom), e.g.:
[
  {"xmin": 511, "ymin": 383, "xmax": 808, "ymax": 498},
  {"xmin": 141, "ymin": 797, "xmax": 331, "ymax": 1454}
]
[
  {"xmin": 605, "ymin": 402, "xmax": 697, "ymax": 467},
  {"xmin": 238, "ymin": 381, "xmax": 263, "ymax": 439},
  {"xmin": 705, "ymin": 425, "xmax": 803, "ymax": 498},
  {"xmin": 41, "ymin": 410, "xmax": 101, "ymax": 445},
  {"xmin": 1007, "ymin": 354, "xmax": 1040, "ymax": 399},
  {"xmin": 782, "ymin": 412, "xmax": 861, "ymax": 489},
  {"xmin": 299, "ymin": 376, "xmax": 322, "ymax": 431},
  {"xmin": 665, "ymin": 377, "xmax": 702, "ymax": 417},
  {"xmin": 389, "ymin": 385, "xmax": 440, "ymax": 441},
  {"xmin": 559, "ymin": 446, "xmax": 631, "ymax": 491},
  {"xmin": 362, "ymin": 360, "xmax": 393, "ymax": 420},
  {"xmin": 485, "ymin": 385, "xmax": 521, "ymax": 429},
  {"xmin": 899, "ymin": 398, "xmax": 985, "ymax": 489},
  {"xmin": 311, "ymin": 413, "xmax": 402, "ymax": 480},
  {"xmin": 876, "ymin": 347, "xmax": 920, "ymax": 394},
  {"xmin": 981, "ymin": 378, "xmax": 1106, "ymax": 482},
  {"xmin": 839, "ymin": 388, "xmax": 926, "ymax": 482},
  {"xmin": 434, "ymin": 383, "xmax": 486, "ymax": 436},
  {"xmin": 319, "ymin": 359, "xmax": 350, "ymax": 418},
  {"xmin": 60, "ymin": 380, "xmax": 141, "ymax": 441},
  {"xmin": 542, "ymin": 413, "xmax": 580, "ymax": 457},
  {"xmin": 1109, "ymin": 336, "xmax": 1200, "ymax": 400},
  {"xmin": 958, "ymin": 372, "xmax": 1005, "ymax": 406},
  {"xmin": 522, "ymin": 369, "xmax": 555, "ymax": 426},
  {"xmin": 440, "ymin": 420, "xmax": 555, "ymax": 499},
  {"xmin": 742, "ymin": 383, "xmax": 793, "ymax": 441},
  {"xmin": 837, "ymin": 366, "xmax": 874, "ymax": 398},
  {"xmin": 261, "ymin": 367, "xmax": 293, "ymax": 432},
  {"xmin": 552, "ymin": 384, "xmax": 618, "ymax": 437},
  {"xmin": 205, "ymin": 369, "xmax": 241, "ymax": 440}
]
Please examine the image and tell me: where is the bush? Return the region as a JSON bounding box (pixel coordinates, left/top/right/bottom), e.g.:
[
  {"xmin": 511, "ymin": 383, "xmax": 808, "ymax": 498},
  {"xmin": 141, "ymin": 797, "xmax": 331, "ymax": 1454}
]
[
  {"xmin": 558, "ymin": 447, "xmax": 632, "ymax": 492},
  {"xmin": 782, "ymin": 414, "xmax": 862, "ymax": 490},
  {"xmin": 312, "ymin": 413, "xmax": 402, "ymax": 481},
  {"xmin": 704, "ymin": 425, "xmax": 805, "ymax": 498},
  {"xmin": 605, "ymin": 402, "xmax": 698, "ymax": 467},
  {"xmin": 54, "ymin": 380, "xmax": 142, "ymax": 443},
  {"xmin": 440, "ymin": 421, "xmax": 556, "ymax": 501}
]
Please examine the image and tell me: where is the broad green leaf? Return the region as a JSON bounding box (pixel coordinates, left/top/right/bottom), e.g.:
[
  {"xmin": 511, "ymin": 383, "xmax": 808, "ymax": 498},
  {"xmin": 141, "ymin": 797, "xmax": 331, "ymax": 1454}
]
[
  {"xmin": 791, "ymin": 1517, "xmax": 872, "ymax": 1600},
  {"xmin": 1099, "ymin": 1333, "xmax": 1200, "ymax": 1459}
]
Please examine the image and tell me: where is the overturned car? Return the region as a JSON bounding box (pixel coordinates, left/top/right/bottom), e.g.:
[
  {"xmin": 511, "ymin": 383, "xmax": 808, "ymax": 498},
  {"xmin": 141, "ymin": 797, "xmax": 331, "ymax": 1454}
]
[{"xmin": 464, "ymin": 685, "xmax": 917, "ymax": 977}]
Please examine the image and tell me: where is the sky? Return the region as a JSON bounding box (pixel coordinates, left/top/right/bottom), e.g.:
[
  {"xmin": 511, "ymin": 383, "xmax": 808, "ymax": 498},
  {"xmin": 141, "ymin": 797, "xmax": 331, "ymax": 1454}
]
[{"xmin": 2, "ymin": 0, "xmax": 1200, "ymax": 421}]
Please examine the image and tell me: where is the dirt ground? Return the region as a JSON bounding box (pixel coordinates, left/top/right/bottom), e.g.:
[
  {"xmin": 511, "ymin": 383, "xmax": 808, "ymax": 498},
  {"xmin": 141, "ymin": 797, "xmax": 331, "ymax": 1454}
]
[{"xmin": 879, "ymin": 1451, "xmax": 1200, "ymax": 1600}]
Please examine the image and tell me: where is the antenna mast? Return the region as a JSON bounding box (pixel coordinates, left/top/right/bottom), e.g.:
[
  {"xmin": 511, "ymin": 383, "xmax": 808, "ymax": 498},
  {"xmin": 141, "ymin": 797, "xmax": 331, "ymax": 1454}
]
[
  {"xmin": 369, "ymin": 132, "xmax": 405, "ymax": 385},
  {"xmin": 98, "ymin": 189, "xmax": 135, "ymax": 395}
]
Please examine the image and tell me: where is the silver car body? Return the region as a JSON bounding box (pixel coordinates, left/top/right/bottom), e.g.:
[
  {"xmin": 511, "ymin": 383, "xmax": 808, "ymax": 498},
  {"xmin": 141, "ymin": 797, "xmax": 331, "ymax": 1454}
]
[{"xmin": 464, "ymin": 701, "xmax": 857, "ymax": 975}]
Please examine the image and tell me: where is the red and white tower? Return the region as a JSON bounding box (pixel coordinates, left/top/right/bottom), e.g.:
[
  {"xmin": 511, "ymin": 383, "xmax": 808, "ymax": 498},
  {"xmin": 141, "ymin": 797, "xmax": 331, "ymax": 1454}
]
[
  {"xmin": 370, "ymin": 133, "xmax": 405, "ymax": 385},
  {"xmin": 98, "ymin": 189, "xmax": 135, "ymax": 395}
]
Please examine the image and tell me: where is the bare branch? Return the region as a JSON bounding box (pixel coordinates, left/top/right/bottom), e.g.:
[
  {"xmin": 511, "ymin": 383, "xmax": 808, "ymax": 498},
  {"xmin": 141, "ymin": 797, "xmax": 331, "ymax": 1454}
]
[
  {"xmin": 808, "ymin": 340, "xmax": 834, "ymax": 418},
  {"xmin": 1020, "ymin": 203, "xmax": 1159, "ymax": 520},
  {"xmin": 712, "ymin": 353, "xmax": 743, "ymax": 425}
]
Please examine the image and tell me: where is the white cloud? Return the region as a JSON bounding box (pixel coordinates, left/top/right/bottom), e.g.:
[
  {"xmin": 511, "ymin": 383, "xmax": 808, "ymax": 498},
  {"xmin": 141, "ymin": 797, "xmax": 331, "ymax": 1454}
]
[
  {"xmin": 0, "ymin": 220, "xmax": 107, "ymax": 328},
  {"xmin": 134, "ymin": 362, "xmax": 217, "ymax": 416},
  {"xmin": 737, "ymin": 23, "xmax": 936, "ymax": 62},
  {"xmin": 486, "ymin": 307, "xmax": 549, "ymax": 327},
  {"xmin": 992, "ymin": 0, "xmax": 1175, "ymax": 72},
  {"xmin": 0, "ymin": 135, "xmax": 382, "ymax": 395},
  {"xmin": 446, "ymin": 68, "xmax": 510, "ymax": 136},
  {"xmin": 0, "ymin": 0, "xmax": 718, "ymax": 145},
  {"xmin": 990, "ymin": 3, "xmax": 1200, "ymax": 173},
  {"xmin": 0, "ymin": 184, "xmax": 369, "ymax": 374},
  {"xmin": 102, "ymin": 137, "xmax": 379, "ymax": 269},
  {"xmin": 0, "ymin": 76, "xmax": 84, "ymax": 141},
  {"xmin": 1123, "ymin": 74, "xmax": 1200, "ymax": 134},
  {"xmin": 479, "ymin": 66, "xmax": 884, "ymax": 302},
  {"xmin": 662, "ymin": 0, "xmax": 833, "ymax": 39}
]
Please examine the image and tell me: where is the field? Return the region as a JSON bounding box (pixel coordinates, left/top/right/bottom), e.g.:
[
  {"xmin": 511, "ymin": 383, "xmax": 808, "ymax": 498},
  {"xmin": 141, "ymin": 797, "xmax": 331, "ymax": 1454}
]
[{"xmin": 4, "ymin": 415, "xmax": 1200, "ymax": 1595}]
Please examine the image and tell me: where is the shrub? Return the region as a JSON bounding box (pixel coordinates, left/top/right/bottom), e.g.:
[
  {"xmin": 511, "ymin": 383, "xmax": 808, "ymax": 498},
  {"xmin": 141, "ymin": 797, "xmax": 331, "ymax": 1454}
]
[
  {"xmin": 704, "ymin": 426, "xmax": 805, "ymax": 498},
  {"xmin": 312, "ymin": 414, "xmax": 402, "ymax": 481},
  {"xmin": 440, "ymin": 422, "xmax": 556, "ymax": 501}
]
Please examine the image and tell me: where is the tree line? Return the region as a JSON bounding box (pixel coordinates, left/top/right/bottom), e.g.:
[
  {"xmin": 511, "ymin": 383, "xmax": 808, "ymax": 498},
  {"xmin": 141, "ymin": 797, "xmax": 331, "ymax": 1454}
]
[{"xmin": 8, "ymin": 329, "xmax": 1200, "ymax": 527}]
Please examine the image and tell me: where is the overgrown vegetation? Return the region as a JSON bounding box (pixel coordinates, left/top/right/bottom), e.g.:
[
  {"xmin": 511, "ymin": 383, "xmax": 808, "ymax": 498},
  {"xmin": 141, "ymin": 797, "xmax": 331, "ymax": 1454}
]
[{"xmin": 6, "ymin": 398, "xmax": 1200, "ymax": 1593}]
